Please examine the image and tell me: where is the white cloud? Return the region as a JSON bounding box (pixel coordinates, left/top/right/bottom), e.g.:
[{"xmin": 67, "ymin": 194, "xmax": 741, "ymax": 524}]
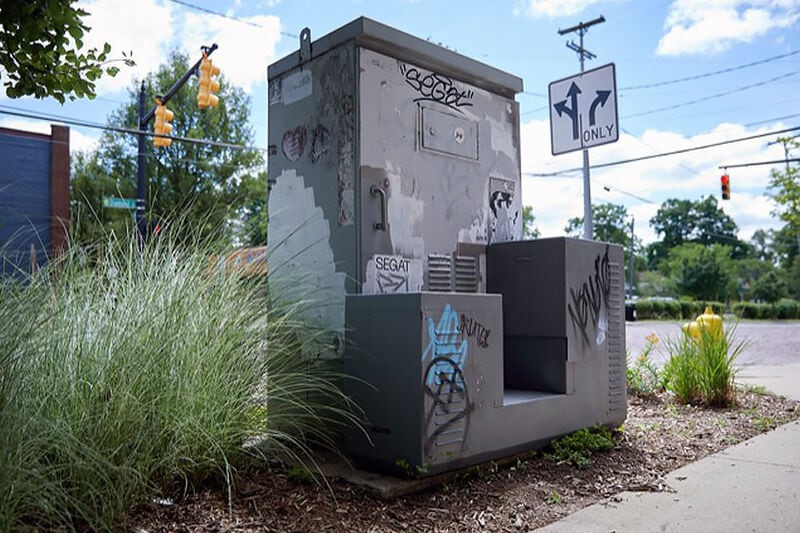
[
  {"xmin": 76, "ymin": 0, "xmax": 283, "ymax": 95},
  {"xmin": 520, "ymin": 118, "xmax": 787, "ymax": 244},
  {"xmin": 78, "ymin": 0, "xmax": 175, "ymax": 93},
  {"xmin": 516, "ymin": 0, "xmax": 624, "ymax": 18},
  {"xmin": 0, "ymin": 119, "xmax": 98, "ymax": 153},
  {"xmin": 657, "ymin": 0, "xmax": 800, "ymax": 56},
  {"xmin": 177, "ymin": 13, "xmax": 283, "ymax": 93}
]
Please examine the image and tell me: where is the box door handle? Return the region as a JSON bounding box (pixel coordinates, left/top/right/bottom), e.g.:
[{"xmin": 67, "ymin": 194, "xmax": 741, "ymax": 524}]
[{"xmin": 370, "ymin": 184, "xmax": 387, "ymax": 231}]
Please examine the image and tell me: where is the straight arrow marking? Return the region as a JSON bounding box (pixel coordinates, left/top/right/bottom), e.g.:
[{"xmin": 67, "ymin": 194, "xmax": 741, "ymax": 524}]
[{"xmin": 554, "ymin": 82, "xmax": 582, "ymax": 140}]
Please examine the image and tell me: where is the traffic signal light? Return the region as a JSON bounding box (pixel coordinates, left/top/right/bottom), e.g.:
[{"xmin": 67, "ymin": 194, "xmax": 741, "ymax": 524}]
[
  {"xmin": 721, "ymin": 173, "xmax": 730, "ymax": 200},
  {"xmin": 197, "ymin": 55, "xmax": 220, "ymax": 108},
  {"xmin": 153, "ymin": 101, "xmax": 173, "ymax": 147}
]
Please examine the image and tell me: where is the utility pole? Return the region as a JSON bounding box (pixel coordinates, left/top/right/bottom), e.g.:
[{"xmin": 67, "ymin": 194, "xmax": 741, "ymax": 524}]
[
  {"xmin": 767, "ymin": 134, "xmax": 799, "ymax": 173},
  {"xmin": 628, "ymin": 216, "xmax": 635, "ymax": 298},
  {"xmin": 136, "ymin": 43, "xmax": 219, "ymax": 239},
  {"xmin": 558, "ymin": 16, "xmax": 605, "ymax": 240}
]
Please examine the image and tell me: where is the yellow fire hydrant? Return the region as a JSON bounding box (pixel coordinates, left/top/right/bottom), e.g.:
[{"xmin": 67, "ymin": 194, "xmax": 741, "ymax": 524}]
[{"xmin": 682, "ymin": 306, "xmax": 723, "ymax": 341}]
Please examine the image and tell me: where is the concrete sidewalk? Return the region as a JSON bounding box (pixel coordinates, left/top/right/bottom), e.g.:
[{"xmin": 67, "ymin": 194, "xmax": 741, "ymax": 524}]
[{"xmin": 533, "ymin": 364, "xmax": 800, "ymax": 533}]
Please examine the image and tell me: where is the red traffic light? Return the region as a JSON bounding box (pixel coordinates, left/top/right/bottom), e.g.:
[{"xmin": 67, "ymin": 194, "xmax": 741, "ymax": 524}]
[{"xmin": 721, "ymin": 173, "xmax": 730, "ymax": 200}]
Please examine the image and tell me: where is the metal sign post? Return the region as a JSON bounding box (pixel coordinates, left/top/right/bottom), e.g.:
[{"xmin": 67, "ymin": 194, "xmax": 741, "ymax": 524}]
[{"xmin": 554, "ymin": 16, "xmax": 608, "ymax": 240}]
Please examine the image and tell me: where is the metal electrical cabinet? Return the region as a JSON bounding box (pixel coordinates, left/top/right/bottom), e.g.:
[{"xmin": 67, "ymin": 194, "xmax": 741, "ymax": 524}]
[
  {"xmin": 267, "ymin": 18, "xmax": 626, "ymax": 476},
  {"xmin": 267, "ymin": 17, "xmax": 522, "ymax": 338}
]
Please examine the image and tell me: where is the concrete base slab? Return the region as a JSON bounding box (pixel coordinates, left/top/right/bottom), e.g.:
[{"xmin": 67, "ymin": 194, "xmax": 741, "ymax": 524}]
[{"xmin": 532, "ymin": 421, "xmax": 800, "ymax": 533}]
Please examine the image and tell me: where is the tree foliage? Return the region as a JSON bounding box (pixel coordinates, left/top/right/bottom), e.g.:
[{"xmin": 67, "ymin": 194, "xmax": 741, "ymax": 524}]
[
  {"xmin": 650, "ymin": 196, "xmax": 738, "ymax": 248},
  {"xmin": 648, "ymin": 196, "xmax": 749, "ymax": 269},
  {"xmin": 522, "ymin": 205, "xmax": 540, "ymax": 239},
  {"xmin": 750, "ymin": 269, "xmax": 786, "ymax": 303},
  {"xmin": 71, "ymin": 51, "xmax": 264, "ymax": 245},
  {"xmin": 661, "ymin": 243, "xmax": 734, "ymax": 301},
  {"xmin": 768, "ymin": 137, "xmax": 800, "ymax": 252},
  {"xmin": 0, "ymin": 0, "xmax": 133, "ymax": 102},
  {"xmin": 565, "ymin": 202, "xmax": 633, "ymax": 247}
]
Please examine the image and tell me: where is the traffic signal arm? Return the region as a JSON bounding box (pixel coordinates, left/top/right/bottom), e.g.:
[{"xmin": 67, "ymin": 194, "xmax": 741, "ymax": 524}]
[{"xmin": 139, "ymin": 43, "xmax": 218, "ymax": 128}]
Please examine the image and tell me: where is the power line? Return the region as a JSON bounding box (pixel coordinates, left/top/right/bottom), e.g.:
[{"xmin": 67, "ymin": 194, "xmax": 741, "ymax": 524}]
[
  {"xmin": 720, "ymin": 158, "xmax": 800, "ymax": 169},
  {"xmin": 600, "ymin": 183, "xmax": 655, "ymax": 204},
  {"xmin": 623, "ymin": 70, "xmax": 800, "ymax": 120},
  {"xmin": 745, "ymin": 113, "xmax": 800, "ymax": 127},
  {"xmin": 620, "ymin": 50, "xmax": 800, "ymax": 91},
  {"xmin": 621, "ymin": 126, "xmax": 701, "ymax": 176},
  {"xmin": 0, "ymin": 105, "xmax": 266, "ymax": 153},
  {"xmin": 166, "ymin": 0, "xmax": 299, "ymax": 38},
  {"xmin": 525, "ymin": 125, "xmax": 800, "ymax": 177}
]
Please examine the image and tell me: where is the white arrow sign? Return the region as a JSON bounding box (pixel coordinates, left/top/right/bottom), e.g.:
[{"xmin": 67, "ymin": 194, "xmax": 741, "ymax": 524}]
[{"xmin": 549, "ymin": 63, "xmax": 618, "ymax": 156}]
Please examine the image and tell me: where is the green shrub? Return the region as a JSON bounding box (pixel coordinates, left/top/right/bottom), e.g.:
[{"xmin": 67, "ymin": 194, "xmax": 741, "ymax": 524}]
[
  {"xmin": 0, "ymin": 230, "xmax": 358, "ymax": 532},
  {"xmin": 775, "ymin": 299, "xmax": 798, "ymax": 319},
  {"xmin": 633, "ymin": 298, "xmax": 682, "ymax": 320},
  {"xmin": 679, "ymin": 299, "xmax": 702, "ymax": 320}
]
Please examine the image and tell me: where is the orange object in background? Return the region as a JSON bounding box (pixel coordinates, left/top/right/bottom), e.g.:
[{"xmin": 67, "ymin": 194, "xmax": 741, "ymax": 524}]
[{"xmin": 209, "ymin": 247, "xmax": 268, "ymax": 277}]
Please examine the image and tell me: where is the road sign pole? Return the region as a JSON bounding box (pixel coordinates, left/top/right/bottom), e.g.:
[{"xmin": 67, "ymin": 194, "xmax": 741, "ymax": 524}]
[
  {"xmin": 582, "ymin": 148, "xmax": 592, "ymax": 240},
  {"xmin": 558, "ymin": 16, "xmax": 605, "ymax": 240},
  {"xmin": 137, "ymin": 81, "xmax": 147, "ymax": 240}
]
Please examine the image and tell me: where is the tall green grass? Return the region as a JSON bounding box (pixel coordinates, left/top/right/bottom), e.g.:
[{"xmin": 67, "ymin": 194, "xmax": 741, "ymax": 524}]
[
  {"xmin": 662, "ymin": 323, "xmax": 746, "ymax": 406},
  {"xmin": 0, "ymin": 229, "xmax": 358, "ymax": 532}
]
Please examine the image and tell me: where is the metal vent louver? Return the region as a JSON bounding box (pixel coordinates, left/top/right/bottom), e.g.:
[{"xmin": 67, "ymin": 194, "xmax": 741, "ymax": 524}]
[
  {"xmin": 427, "ymin": 254, "xmax": 453, "ymax": 292},
  {"xmin": 607, "ymin": 261, "xmax": 626, "ymax": 413}
]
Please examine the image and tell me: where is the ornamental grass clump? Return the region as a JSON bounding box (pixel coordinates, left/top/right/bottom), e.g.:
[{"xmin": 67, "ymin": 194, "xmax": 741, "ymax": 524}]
[
  {"xmin": 662, "ymin": 316, "xmax": 746, "ymax": 407},
  {"xmin": 0, "ymin": 228, "xmax": 359, "ymax": 532}
]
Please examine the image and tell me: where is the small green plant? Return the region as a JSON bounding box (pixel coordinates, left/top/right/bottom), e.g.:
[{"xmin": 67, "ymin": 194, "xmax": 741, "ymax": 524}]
[
  {"xmin": 393, "ymin": 458, "xmax": 428, "ymax": 477},
  {"xmin": 627, "ymin": 333, "xmax": 662, "ymax": 395},
  {"xmin": 745, "ymin": 384, "xmax": 769, "ymax": 396},
  {"xmin": 752, "ymin": 416, "xmax": 777, "ymax": 432},
  {"xmin": 548, "ymin": 489, "xmax": 562, "ymax": 504},
  {"xmin": 545, "ymin": 426, "xmax": 615, "ymax": 468},
  {"xmin": 287, "ymin": 467, "xmax": 316, "ymax": 485}
]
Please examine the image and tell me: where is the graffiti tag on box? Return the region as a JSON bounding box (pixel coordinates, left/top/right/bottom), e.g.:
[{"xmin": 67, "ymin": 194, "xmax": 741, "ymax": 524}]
[
  {"xmin": 363, "ymin": 254, "xmax": 424, "ymax": 294},
  {"xmin": 459, "ymin": 314, "xmax": 490, "ymax": 348},
  {"xmin": 422, "ymin": 304, "xmax": 471, "ymax": 459},
  {"xmin": 399, "ymin": 64, "xmax": 474, "ymax": 112},
  {"xmin": 567, "ymin": 246, "xmax": 611, "ymax": 346}
]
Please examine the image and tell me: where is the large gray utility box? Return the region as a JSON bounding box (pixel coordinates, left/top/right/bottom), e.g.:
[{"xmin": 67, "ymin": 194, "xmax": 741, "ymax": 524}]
[{"xmin": 267, "ymin": 17, "xmax": 626, "ymax": 476}]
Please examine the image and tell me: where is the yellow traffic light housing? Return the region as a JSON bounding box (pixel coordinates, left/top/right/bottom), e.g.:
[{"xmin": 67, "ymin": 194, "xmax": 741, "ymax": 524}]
[
  {"xmin": 153, "ymin": 100, "xmax": 173, "ymax": 147},
  {"xmin": 721, "ymin": 173, "xmax": 730, "ymax": 200},
  {"xmin": 198, "ymin": 55, "xmax": 220, "ymax": 108}
]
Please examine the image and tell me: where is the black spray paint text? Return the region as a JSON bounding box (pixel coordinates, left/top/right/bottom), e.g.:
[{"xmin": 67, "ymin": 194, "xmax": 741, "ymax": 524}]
[{"xmin": 400, "ymin": 64, "xmax": 474, "ymax": 111}]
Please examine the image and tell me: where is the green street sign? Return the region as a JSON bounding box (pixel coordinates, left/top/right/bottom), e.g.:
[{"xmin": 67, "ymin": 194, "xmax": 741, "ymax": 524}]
[{"xmin": 102, "ymin": 196, "xmax": 137, "ymax": 210}]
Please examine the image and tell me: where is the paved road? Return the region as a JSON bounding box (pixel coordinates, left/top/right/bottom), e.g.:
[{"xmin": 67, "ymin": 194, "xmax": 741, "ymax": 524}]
[{"xmin": 626, "ymin": 320, "xmax": 800, "ymax": 366}]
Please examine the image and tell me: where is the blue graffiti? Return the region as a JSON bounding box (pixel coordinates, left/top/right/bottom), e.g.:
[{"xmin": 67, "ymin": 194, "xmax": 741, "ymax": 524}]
[{"xmin": 422, "ymin": 304, "xmax": 468, "ymax": 386}]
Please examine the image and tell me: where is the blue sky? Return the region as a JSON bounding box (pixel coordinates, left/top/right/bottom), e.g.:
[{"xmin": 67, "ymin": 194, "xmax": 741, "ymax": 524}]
[{"xmin": 1, "ymin": 0, "xmax": 799, "ymax": 243}]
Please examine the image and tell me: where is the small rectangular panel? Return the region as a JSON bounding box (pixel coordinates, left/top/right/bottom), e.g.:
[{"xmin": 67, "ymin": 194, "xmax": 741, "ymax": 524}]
[{"xmin": 420, "ymin": 106, "xmax": 478, "ymax": 160}]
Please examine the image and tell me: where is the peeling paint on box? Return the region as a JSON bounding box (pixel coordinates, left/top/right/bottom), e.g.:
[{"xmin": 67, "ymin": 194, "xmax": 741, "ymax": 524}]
[
  {"xmin": 267, "ymin": 169, "xmax": 346, "ymax": 338},
  {"xmin": 385, "ymin": 162, "xmax": 426, "ymax": 258}
]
